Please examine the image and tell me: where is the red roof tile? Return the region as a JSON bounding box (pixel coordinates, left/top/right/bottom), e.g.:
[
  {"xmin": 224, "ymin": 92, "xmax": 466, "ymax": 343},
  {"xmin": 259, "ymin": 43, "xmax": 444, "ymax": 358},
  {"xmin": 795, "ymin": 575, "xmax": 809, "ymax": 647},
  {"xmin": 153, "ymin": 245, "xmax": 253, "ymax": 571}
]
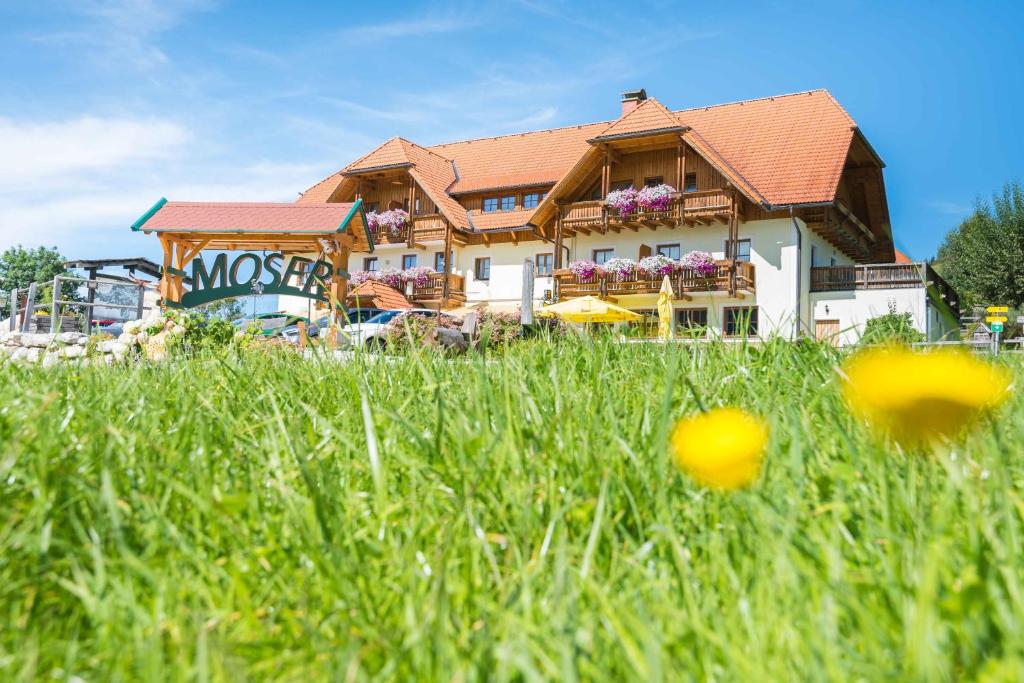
[
  {"xmin": 137, "ymin": 201, "xmax": 361, "ymax": 233},
  {"xmin": 468, "ymin": 209, "xmax": 535, "ymax": 230},
  {"xmin": 300, "ymin": 89, "xmax": 872, "ymax": 219},
  {"xmin": 346, "ymin": 280, "xmax": 413, "ymax": 310},
  {"xmin": 592, "ymin": 98, "xmax": 684, "ymax": 140}
]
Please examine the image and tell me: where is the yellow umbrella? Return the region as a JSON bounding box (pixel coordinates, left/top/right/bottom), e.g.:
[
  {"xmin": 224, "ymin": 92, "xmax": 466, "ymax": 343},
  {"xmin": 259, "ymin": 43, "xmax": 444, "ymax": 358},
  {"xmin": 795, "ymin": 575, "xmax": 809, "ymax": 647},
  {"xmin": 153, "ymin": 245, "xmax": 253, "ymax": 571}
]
[
  {"xmin": 539, "ymin": 295, "xmax": 642, "ymax": 324},
  {"xmin": 657, "ymin": 275, "xmax": 674, "ymax": 340}
]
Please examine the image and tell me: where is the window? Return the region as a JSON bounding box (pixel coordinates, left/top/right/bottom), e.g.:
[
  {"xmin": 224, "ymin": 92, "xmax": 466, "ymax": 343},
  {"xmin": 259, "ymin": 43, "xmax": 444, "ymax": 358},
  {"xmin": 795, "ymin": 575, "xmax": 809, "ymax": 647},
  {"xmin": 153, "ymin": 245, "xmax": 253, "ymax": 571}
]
[
  {"xmin": 482, "ymin": 197, "xmax": 498, "ymax": 212},
  {"xmin": 810, "ymin": 245, "xmax": 818, "ymax": 267},
  {"xmin": 656, "ymin": 244, "xmax": 681, "ymax": 260},
  {"xmin": 402, "ymin": 254, "xmax": 417, "ymax": 270},
  {"xmin": 535, "ymin": 253, "xmax": 553, "ymax": 276},
  {"xmin": 414, "ymin": 198, "xmax": 421, "ymax": 215},
  {"xmin": 588, "ymin": 183, "xmax": 602, "ymax": 200},
  {"xmin": 610, "ymin": 180, "xmax": 633, "ymax": 192},
  {"xmin": 365, "ymin": 202, "xmax": 379, "ymax": 213},
  {"xmin": 683, "ymin": 172, "xmax": 698, "ymax": 193},
  {"xmin": 474, "ymin": 257, "xmax": 491, "ymax": 281},
  {"xmin": 402, "ymin": 199, "xmax": 409, "ymax": 212},
  {"xmin": 363, "ymin": 257, "xmax": 379, "ymax": 272},
  {"xmin": 644, "ymin": 176, "xmax": 664, "ymax": 188},
  {"xmin": 434, "ymin": 251, "xmax": 452, "ymax": 273},
  {"xmin": 726, "ymin": 239, "xmax": 751, "ymax": 263},
  {"xmin": 523, "ymin": 192, "xmax": 541, "ymax": 209},
  {"xmin": 830, "ymin": 256, "xmax": 838, "ymax": 267},
  {"xmin": 592, "ymin": 248, "xmax": 614, "ymax": 265},
  {"xmin": 724, "ymin": 306, "xmax": 759, "ymax": 337},
  {"xmin": 500, "ymin": 195, "xmax": 516, "ymax": 211},
  {"xmin": 676, "ymin": 308, "xmax": 708, "ymax": 331}
]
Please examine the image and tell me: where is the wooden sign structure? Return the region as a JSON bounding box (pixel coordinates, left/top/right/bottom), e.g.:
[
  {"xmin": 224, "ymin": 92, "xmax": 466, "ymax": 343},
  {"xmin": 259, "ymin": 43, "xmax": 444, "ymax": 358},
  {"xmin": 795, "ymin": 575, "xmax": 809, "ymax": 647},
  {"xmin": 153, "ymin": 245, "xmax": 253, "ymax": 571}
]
[{"xmin": 131, "ymin": 199, "xmax": 373, "ymax": 323}]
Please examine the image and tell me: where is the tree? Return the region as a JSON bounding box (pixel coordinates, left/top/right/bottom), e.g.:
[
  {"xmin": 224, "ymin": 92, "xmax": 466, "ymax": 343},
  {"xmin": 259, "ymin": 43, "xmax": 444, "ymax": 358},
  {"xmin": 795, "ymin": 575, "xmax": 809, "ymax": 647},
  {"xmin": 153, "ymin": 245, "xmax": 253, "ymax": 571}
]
[
  {"xmin": 0, "ymin": 246, "xmax": 69, "ymax": 292},
  {"xmin": 861, "ymin": 301, "xmax": 924, "ymax": 345},
  {"xmin": 935, "ymin": 181, "xmax": 1024, "ymax": 309},
  {"xmin": 0, "ymin": 246, "xmax": 79, "ymax": 309}
]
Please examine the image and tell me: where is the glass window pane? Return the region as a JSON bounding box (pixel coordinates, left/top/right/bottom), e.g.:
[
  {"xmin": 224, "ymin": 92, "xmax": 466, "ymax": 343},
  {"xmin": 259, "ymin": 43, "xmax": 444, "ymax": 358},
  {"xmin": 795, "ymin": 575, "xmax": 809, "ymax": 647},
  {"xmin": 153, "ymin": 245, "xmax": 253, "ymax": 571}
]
[
  {"xmin": 482, "ymin": 197, "xmax": 498, "ymax": 212},
  {"xmin": 593, "ymin": 249, "xmax": 613, "ymax": 265},
  {"xmin": 501, "ymin": 195, "xmax": 515, "ymax": 211},
  {"xmin": 523, "ymin": 193, "xmax": 540, "ymax": 209},
  {"xmin": 684, "ymin": 173, "xmax": 697, "ymax": 193},
  {"xmin": 536, "ymin": 253, "xmax": 552, "ymax": 276},
  {"xmin": 656, "ymin": 244, "xmax": 680, "ymax": 260},
  {"xmin": 402, "ymin": 254, "xmax": 417, "ymax": 269}
]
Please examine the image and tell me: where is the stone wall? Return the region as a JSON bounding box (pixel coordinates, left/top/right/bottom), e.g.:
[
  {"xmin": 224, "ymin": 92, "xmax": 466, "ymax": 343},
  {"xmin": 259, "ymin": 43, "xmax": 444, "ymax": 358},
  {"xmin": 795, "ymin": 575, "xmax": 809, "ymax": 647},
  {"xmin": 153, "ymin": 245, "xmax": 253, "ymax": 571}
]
[{"xmin": 0, "ymin": 331, "xmax": 139, "ymax": 367}]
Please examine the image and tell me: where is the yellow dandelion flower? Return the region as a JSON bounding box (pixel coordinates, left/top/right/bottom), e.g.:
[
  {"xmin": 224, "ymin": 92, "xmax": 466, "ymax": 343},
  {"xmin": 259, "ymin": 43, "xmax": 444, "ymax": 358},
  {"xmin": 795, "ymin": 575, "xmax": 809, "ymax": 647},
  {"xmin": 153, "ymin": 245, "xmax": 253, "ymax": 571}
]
[
  {"xmin": 670, "ymin": 407, "xmax": 769, "ymax": 490},
  {"xmin": 842, "ymin": 346, "xmax": 1012, "ymax": 445}
]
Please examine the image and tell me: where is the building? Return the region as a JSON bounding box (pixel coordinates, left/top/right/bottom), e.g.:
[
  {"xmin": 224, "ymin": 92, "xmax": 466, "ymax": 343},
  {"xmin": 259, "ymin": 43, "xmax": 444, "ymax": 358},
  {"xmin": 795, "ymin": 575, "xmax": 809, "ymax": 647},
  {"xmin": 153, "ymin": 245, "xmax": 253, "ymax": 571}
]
[{"xmin": 294, "ymin": 88, "xmax": 959, "ymax": 343}]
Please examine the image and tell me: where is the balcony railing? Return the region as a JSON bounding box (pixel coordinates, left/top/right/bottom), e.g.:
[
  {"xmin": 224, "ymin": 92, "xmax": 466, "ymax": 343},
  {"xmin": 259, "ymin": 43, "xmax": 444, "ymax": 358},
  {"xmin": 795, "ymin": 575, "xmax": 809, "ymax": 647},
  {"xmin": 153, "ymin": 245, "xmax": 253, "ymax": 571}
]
[
  {"xmin": 810, "ymin": 262, "xmax": 959, "ymax": 314},
  {"xmin": 560, "ymin": 190, "xmax": 734, "ymax": 233},
  {"xmin": 409, "ymin": 272, "xmax": 466, "ymax": 304},
  {"xmin": 367, "ymin": 214, "xmax": 448, "ymax": 245},
  {"xmin": 554, "ymin": 260, "xmax": 754, "ymax": 300}
]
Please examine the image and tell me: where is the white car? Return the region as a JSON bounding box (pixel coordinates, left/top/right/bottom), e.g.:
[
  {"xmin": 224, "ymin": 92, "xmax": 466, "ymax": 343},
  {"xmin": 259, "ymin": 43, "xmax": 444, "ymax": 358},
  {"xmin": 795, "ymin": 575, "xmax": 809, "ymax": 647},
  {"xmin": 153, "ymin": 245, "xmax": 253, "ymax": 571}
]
[{"xmin": 340, "ymin": 309, "xmax": 444, "ymax": 350}]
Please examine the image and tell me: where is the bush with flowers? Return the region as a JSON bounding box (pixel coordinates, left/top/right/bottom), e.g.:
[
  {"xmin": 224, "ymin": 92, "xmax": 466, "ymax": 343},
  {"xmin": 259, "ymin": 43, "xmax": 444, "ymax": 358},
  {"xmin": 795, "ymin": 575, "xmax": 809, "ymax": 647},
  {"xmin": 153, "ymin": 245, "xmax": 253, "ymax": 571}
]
[
  {"xmin": 681, "ymin": 250, "xmax": 716, "ymax": 278},
  {"xmin": 366, "ymin": 209, "xmax": 409, "ymax": 236},
  {"xmin": 638, "ymin": 254, "xmax": 677, "ymax": 277},
  {"xmin": 604, "ymin": 187, "xmax": 639, "ymax": 217},
  {"xmin": 636, "ymin": 183, "xmax": 676, "ymax": 212},
  {"xmin": 602, "ymin": 257, "xmax": 638, "ymax": 278},
  {"xmin": 349, "ymin": 266, "xmax": 437, "ymax": 292},
  {"xmin": 568, "ymin": 260, "xmax": 602, "ymax": 281}
]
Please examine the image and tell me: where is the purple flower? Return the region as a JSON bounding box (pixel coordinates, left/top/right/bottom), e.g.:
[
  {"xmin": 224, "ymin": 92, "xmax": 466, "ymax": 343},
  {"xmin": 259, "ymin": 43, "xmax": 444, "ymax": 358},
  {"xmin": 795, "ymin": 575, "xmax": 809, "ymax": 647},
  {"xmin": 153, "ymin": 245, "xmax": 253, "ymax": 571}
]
[
  {"xmin": 681, "ymin": 250, "xmax": 716, "ymax": 277},
  {"xmin": 568, "ymin": 260, "xmax": 601, "ymax": 280},
  {"xmin": 605, "ymin": 187, "xmax": 639, "ymax": 217},
  {"xmin": 636, "ymin": 184, "xmax": 676, "ymax": 212}
]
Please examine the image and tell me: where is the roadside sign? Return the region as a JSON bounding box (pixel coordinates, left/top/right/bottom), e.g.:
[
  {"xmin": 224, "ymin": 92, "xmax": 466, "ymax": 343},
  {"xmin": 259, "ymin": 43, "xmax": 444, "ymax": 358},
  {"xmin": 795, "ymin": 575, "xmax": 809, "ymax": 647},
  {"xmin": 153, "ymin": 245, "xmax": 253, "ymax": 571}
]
[
  {"xmin": 987, "ymin": 306, "xmax": 1009, "ymax": 313},
  {"xmin": 986, "ymin": 315, "xmax": 1008, "ymax": 323},
  {"xmin": 992, "ymin": 321, "xmax": 1005, "ymax": 333},
  {"xmin": 1018, "ymin": 315, "xmax": 1024, "ymax": 324}
]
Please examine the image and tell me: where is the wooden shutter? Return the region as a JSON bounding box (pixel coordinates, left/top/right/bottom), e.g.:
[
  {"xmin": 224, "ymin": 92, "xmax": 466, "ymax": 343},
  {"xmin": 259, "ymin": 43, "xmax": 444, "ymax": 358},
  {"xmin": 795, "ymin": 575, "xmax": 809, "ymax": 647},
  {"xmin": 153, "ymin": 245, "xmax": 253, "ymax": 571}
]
[{"xmin": 638, "ymin": 244, "xmax": 652, "ymax": 260}]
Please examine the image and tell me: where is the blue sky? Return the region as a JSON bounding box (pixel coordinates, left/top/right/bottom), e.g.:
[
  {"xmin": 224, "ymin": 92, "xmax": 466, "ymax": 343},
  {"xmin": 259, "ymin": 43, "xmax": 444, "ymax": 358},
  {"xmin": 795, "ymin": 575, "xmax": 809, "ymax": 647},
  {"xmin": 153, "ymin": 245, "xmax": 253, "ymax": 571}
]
[{"xmin": 0, "ymin": 0, "xmax": 1021, "ymax": 264}]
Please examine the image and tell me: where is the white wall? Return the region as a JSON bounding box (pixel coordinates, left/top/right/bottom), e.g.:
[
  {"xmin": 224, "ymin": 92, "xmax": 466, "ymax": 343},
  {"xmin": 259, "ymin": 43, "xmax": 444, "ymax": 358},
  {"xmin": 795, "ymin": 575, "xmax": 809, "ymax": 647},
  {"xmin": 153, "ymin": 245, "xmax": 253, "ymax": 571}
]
[
  {"xmin": 569, "ymin": 217, "xmax": 800, "ymax": 337},
  {"xmin": 810, "ymin": 288, "xmax": 926, "ymax": 346},
  {"xmin": 456, "ymin": 240, "xmax": 555, "ymax": 305}
]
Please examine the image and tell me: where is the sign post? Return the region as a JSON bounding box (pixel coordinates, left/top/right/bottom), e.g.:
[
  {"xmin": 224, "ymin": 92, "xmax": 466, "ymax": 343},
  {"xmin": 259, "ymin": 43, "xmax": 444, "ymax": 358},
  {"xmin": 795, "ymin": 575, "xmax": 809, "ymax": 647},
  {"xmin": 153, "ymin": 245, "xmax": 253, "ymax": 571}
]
[
  {"xmin": 521, "ymin": 259, "xmax": 535, "ymax": 327},
  {"xmin": 986, "ymin": 306, "xmax": 1008, "ymax": 355}
]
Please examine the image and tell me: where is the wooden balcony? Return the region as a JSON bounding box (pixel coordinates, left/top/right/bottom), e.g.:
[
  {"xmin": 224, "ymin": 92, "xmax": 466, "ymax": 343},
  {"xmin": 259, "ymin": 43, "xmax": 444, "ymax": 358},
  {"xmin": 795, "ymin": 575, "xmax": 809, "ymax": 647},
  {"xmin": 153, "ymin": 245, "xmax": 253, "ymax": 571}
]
[
  {"xmin": 810, "ymin": 262, "xmax": 959, "ymax": 314},
  {"xmin": 560, "ymin": 190, "xmax": 734, "ymax": 234},
  {"xmin": 554, "ymin": 260, "xmax": 754, "ymax": 301},
  {"xmin": 367, "ymin": 214, "xmax": 448, "ymax": 246},
  {"xmin": 409, "ymin": 272, "xmax": 466, "ymax": 307}
]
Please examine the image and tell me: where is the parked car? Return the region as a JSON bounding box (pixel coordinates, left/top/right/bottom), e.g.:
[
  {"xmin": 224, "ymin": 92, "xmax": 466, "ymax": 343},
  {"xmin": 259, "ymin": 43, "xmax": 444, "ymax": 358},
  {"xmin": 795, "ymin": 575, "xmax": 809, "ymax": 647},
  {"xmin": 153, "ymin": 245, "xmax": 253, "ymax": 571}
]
[
  {"xmin": 279, "ymin": 308, "xmax": 386, "ymax": 344},
  {"xmin": 340, "ymin": 309, "xmax": 447, "ymax": 351},
  {"xmin": 234, "ymin": 312, "xmax": 310, "ymax": 337}
]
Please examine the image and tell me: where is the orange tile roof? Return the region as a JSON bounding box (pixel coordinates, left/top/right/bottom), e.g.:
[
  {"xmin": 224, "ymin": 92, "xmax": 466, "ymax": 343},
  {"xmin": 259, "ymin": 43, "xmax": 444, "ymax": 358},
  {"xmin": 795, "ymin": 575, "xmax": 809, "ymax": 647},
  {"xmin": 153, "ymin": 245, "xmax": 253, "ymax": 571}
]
[
  {"xmin": 893, "ymin": 248, "xmax": 912, "ymax": 263},
  {"xmin": 346, "ymin": 280, "xmax": 413, "ymax": 310},
  {"xmin": 468, "ymin": 209, "xmax": 536, "ymax": 231},
  {"xmin": 674, "ymin": 90, "xmax": 858, "ymax": 206},
  {"xmin": 297, "ymin": 172, "xmax": 345, "ymax": 204},
  {"xmin": 136, "ymin": 201, "xmax": 362, "ymax": 233},
  {"xmin": 299, "ymin": 89, "xmax": 872, "ymax": 221},
  {"xmin": 430, "ymin": 123, "xmax": 606, "ymax": 195},
  {"xmin": 592, "ymin": 98, "xmax": 684, "ymax": 140}
]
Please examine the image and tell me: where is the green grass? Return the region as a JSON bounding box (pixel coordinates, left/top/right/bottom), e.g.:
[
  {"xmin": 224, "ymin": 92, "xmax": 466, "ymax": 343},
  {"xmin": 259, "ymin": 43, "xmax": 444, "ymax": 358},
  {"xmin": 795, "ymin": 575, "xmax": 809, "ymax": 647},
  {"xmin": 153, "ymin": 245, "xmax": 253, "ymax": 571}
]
[{"xmin": 2, "ymin": 339, "xmax": 1023, "ymax": 681}]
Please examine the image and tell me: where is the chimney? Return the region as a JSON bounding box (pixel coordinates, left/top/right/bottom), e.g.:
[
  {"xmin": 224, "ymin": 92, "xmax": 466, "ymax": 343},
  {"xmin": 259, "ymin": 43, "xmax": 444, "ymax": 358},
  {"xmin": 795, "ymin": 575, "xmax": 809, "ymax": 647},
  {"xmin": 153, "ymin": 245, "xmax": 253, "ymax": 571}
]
[{"xmin": 620, "ymin": 88, "xmax": 648, "ymax": 116}]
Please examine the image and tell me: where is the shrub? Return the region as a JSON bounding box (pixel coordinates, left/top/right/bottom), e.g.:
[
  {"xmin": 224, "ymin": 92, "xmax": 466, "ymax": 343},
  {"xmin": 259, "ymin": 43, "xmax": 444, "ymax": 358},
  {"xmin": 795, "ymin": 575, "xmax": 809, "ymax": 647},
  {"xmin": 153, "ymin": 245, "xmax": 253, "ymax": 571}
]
[
  {"xmin": 385, "ymin": 313, "xmax": 461, "ymax": 351},
  {"xmin": 861, "ymin": 301, "xmax": 924, "ymax": 345}
]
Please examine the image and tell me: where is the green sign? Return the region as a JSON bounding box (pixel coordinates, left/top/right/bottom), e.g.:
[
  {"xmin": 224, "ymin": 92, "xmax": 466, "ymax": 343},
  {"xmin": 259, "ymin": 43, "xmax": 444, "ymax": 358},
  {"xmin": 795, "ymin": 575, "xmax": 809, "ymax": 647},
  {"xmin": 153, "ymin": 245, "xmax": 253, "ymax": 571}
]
[
  {"xmin": 175, "ymin": 252, "xmax": 348, "ymax": 308},
  {"xmin": 991, "ymin": 321, "xmax": 1004, "ymax": 333}
]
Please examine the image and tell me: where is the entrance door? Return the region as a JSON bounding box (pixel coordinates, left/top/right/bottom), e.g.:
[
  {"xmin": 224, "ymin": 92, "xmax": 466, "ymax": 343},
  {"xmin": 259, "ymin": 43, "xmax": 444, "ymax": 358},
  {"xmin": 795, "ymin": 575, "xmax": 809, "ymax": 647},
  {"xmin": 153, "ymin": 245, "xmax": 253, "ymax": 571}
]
[{"xmin": 815, "ymin": 319, "xmax": 840, "ymax": 346}]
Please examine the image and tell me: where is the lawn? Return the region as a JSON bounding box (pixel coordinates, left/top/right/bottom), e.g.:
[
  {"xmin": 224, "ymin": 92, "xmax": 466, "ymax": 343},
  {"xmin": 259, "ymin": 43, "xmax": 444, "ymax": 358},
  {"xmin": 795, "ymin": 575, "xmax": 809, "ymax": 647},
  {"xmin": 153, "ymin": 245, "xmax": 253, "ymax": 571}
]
[{"xmin": 1, "ymin": 339, "xmax": 1022, "ymax": 681}]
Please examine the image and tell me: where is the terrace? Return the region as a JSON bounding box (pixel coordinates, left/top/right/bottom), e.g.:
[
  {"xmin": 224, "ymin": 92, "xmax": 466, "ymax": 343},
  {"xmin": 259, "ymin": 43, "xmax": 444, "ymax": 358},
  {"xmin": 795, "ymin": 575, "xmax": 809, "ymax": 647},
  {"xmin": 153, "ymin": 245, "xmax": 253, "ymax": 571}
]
[
  {"xmin": 408, "ymin": 272, "xmax": 467, "ymax": 307},
  {"xmin": 559, "ymin": 190, "xmax": 734, "ymax": 234},
  {"xmin": 366, "ymin": 213, "xmax": 448, "ymax": 246},
  {"xmin": 810, "ymin": 262, "xmax": 959, "ymax": 315},
  {"xmin": 554, "ymin": 259, "xmax": 754, "ymax": 301}
]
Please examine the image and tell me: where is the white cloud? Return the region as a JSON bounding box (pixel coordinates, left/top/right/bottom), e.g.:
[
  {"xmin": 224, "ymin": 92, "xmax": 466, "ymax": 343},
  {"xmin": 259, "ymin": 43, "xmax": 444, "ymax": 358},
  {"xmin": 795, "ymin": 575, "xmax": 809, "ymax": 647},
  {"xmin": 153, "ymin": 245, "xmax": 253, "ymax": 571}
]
[
  {"xmin": 339, "ymin": 15, "xmax": 475, "ymax": 41},
  {"xmin": 31, "ymin": 0, "xmax": 215, "ymax": 70},
  {"xmin": 0, "ymin": 116, "xmax": 191, "ymax": 187},
  {"xmin": 0, "ymin": 159, "xmax": 335, "ymax": 259}
]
